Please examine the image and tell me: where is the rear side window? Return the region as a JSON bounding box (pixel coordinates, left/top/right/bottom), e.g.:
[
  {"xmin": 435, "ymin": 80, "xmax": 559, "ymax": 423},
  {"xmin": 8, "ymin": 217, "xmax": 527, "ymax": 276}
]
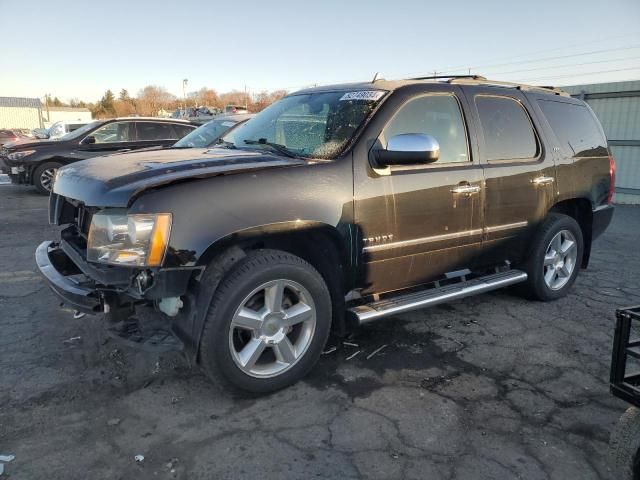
[
  {"xmin": 475, "ymin": 96, "xmax": 538, "ymax": 161},
  {"xmin": 382, "ymin": 94, "xmax": 470, "ymax": 164},
  {"xmin": 91, "ymin": 122, "xmax": 132, "ymax": 143},
  {"xmin": 538, "ymin": 100, "xmax": 607, "ymax": 157},
  {"xmin": 136, "ymin": 122, "xmax": 177, "ymax": 141}
]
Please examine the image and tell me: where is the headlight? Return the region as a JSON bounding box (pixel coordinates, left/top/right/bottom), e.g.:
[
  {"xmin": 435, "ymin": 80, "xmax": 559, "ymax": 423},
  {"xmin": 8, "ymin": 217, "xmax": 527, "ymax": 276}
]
[
  {"xmin": 7, "ymin": 150, "xmax": 36, "ymax": 161},
  {"xmin": 87, "ymin": 210, "xmax": 172, "ymax": 267}
]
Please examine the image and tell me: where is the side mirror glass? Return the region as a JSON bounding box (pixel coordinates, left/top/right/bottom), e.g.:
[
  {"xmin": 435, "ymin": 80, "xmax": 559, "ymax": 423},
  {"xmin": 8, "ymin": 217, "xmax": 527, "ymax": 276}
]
[
  {"xmin": 376, "ymin": 133, "xmax": 440, "ymax": 166},
  {"xmin": 83, "ymin": 135, "xmax": 96, "ymax": 145}
]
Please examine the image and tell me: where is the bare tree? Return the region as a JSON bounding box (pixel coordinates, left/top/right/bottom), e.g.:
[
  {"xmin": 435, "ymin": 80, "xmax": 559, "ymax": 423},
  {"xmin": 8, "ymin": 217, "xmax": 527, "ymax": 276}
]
[{"xmin": 136, "ymin": 85, "xmax": 177, "ymax": 116}]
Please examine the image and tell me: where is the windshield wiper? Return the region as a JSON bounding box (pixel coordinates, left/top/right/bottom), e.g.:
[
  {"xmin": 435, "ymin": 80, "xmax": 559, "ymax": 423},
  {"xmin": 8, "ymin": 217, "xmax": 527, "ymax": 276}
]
[
  {"xmin": 243, "ymin": 139, "xmax": 299, "ymax": 158},
  {"xmin": 214, "ymin": 139, "xmax": 237, "ymax": 149}
]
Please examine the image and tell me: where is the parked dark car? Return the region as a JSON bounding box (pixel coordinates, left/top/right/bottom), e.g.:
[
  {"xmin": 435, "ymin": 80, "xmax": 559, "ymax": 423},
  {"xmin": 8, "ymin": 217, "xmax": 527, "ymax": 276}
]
[
  {"xmin": 0, "ymin": 117, "xmax": 196, "ymax": 193},
  {"xmin": 37, "ymin": 76, "xmax": 615, "ymax": 393}
]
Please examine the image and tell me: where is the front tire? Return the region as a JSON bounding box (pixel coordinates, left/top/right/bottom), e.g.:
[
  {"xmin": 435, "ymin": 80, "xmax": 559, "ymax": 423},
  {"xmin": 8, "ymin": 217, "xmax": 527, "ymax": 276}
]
[
  {"xmin": 33, "ymin": 161, "xmax": 62, "ymax": 194},
  {"xmin": 521, "ymin": 213, "xmax": 583, "ymax": 301},
  {"xmin": 199, "ymin": 249, "xmax": 331, "ymax": 393},
  {"xmin": 609, "ymin": 407, "xmax": 640, "ymax": 480}
]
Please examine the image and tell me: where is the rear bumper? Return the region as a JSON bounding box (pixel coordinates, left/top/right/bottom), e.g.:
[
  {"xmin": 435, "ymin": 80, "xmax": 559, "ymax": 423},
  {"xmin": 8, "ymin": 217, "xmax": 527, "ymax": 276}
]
[
  {"xmin": 592, "ymin": 204, "xmax": 615, "ymax": 241},
  {"xmin": 35, "ymin": 241, "xmax": 102, "ymax": 314}
]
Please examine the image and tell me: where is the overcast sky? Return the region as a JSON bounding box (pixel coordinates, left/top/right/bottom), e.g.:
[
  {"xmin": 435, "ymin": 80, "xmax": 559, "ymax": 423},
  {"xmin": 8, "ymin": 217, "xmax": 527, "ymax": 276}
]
[{"xmin": 1, "ymin": 0, "xmax": 639, "ymax": 102}]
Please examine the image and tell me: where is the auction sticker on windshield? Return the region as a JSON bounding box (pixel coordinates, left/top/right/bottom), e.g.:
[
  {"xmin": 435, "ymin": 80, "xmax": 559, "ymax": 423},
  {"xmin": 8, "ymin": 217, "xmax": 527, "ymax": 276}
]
[{"xmin": 339, "ymin": 91, "xmax": 386, "ymax": 101}]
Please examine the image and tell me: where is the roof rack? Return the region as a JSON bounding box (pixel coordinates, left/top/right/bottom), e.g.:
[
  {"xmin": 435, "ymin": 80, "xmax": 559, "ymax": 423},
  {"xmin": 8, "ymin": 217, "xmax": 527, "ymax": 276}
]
[
  {"xmin": 410, "ymin": 74, "xmax": 487, "ymax": 81},
  {"xmin": 447, "ymin": 77, "xmax": 569, "ymax": 97}
]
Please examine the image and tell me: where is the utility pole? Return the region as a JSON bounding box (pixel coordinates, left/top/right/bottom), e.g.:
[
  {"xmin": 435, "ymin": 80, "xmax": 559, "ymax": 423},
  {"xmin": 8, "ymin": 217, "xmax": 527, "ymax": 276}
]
[
  {"xmin": 244, "ymin": 84, "xmax": 248, "ymax": 110},
  {"xmin": 182, "ymin": 78, "xmax": 188, "ymax": 113},
  {"xmin": 44, "ymin": 93, "xmax": 50, "ymax": 126}
]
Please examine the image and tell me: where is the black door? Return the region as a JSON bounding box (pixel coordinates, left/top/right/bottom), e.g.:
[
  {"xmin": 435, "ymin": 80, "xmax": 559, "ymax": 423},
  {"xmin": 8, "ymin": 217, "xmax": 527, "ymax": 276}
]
[
  {"xmin": 354, "ymin": 88, "xmax": 484, "ymax": 294},
  {"xmin": 76, "ymin": 121, "xmax": 136, "ymax": 158}
]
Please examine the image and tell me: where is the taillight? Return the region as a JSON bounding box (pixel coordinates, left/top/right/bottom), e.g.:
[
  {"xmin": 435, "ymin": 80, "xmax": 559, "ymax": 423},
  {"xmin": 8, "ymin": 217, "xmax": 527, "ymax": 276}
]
[{"xmin": 608, "ymin": 155, "xmax": 616, "ymax": 204}]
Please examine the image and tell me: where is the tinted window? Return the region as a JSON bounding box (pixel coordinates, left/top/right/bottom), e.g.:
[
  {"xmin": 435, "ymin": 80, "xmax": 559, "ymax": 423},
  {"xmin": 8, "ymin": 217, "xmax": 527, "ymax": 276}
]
[
  {"xmin": 58, "ymin": 121, "xmax": 102, "ymax": 141},
  {"xmin": 382, "ymin": 94, "xmax": 469, "ymax": 164},
  {"xmin": 538, "ymin": 100, "xmax": 607, "ymax": 157},
  {"xmin": 91, "ymin": 122, "xmax": 132, "ymax": 143},
  {"xmin": 174, "ymin": 124, "xmax": 195, "ymax": 138},
  {"xmin": 136, "ymin": 122, "xmax": 177, "ymax": 141},
  {"xmin": 476, "ymin": 96, "xmax": 538, "ymax": 161}
]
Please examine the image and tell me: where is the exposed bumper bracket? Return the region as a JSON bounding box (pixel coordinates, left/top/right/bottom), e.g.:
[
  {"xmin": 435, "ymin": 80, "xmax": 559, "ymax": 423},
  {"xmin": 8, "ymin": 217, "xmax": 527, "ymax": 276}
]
[{"xmin": 35, "ymin": 241, "xmax": 102, "ymax": 314}]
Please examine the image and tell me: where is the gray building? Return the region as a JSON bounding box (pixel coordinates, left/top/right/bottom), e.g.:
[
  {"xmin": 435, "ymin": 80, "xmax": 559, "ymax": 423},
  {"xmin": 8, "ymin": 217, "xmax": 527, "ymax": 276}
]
[
  {"xmin": 0, "ymin": 97, "xmax": 44, "ymax": 130},
  {"xmin": 564, "ymin": 81, "xmax": 640, "ymax": 205}
]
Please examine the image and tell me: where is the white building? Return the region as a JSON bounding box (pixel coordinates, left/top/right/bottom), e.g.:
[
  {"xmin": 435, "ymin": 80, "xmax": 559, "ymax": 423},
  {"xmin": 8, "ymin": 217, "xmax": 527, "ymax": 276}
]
[
  {"xmin": 0, "ymin": 97, "xmax": 43, "ymax": 129},
  {"xmin": 42, "ymin": 106, "xmax": 92, "ymax": 128}
]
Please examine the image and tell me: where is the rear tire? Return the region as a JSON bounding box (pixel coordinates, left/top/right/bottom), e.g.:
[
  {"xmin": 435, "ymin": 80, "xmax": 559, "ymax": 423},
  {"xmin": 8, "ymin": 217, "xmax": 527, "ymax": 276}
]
[
  {"xmin": 33, "ymin": 161, "xmax": 62, "ymax": 194},
  {"xmin": 609, "ymin": 407, "xmax": 640, "ymax": 480},
  {"xmin": 521, "ymin": 213, "xmax": 583, "ymax": 301},
  {"xmin": 199, "ymin": 249, "xmax": 331, "ymax": 394}
]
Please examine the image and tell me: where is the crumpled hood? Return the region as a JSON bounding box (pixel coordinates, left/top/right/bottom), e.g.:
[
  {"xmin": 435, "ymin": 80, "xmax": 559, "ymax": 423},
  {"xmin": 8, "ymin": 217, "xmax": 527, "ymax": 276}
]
[{"xmin": 53, "ymin": 147, "xmax": 306, "ymax": 207}]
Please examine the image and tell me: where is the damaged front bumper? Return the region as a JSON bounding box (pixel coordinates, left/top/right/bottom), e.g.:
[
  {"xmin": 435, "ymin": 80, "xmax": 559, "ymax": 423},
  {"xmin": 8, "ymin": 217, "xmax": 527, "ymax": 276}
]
[
  {"xmin": 35, "ymin": 241, "xmax": 102, "ymax": 314},
  {"xmin": 35, "ymin": 239, "xmax": 201, "ymax": 351}
]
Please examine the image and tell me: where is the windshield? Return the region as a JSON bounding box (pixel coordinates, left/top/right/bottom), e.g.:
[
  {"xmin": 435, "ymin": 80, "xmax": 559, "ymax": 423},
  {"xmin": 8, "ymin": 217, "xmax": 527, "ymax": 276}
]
[
  {"xmin": 173, "ymin": 118, "xmax": 239, "ymax": 148},
  {"xmin": 57, "ymin": 121, "xmax": 102, "ymax": 141},
  {"xmin": 222, "ymin": 90, "xmax": 386, "ymax": 159}
]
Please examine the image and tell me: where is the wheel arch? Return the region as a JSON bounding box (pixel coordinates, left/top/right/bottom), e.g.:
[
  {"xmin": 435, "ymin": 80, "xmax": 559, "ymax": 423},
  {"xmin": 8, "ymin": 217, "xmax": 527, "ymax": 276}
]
[
  {"xmin": 28, "ymin": 156, "xmax": 65, "ymax": 184},
  {"xmin": 549, "ymin": 197, "xmax": 593, "ymax": 268},
  {"xmin": 178, "ymin": 222, "xmax": 353, "ymax": 363}
]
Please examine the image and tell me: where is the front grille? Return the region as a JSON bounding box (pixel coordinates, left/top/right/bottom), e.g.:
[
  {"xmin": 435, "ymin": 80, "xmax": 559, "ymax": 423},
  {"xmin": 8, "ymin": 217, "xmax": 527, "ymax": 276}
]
[
  {"xmin": 0, "ymin": 148, "xmax": 8, "ymax": 171},
  {"xmin": 77, "ymin": 205, "xmax": 93, "ymax": 237},
  {"xmin": 49, "ymin": 193, "xmax": 93, "ymax": 239}
]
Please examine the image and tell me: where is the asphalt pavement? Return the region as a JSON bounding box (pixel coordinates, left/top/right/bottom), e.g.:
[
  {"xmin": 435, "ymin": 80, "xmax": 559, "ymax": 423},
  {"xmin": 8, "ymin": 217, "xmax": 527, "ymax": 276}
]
[{"xmin": 1, "ymin": 184, "xmax": 639, "ymax": 479}]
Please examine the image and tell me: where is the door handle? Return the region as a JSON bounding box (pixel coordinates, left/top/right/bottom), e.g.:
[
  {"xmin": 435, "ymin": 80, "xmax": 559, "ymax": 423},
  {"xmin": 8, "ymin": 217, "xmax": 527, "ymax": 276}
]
[
  {"xmin": 531, "ymin": 176, "xmax": 554, "ymax": 186},
  {"xmin": 451, "ymin": 184, "xmax": 481, "ymax": 195}
]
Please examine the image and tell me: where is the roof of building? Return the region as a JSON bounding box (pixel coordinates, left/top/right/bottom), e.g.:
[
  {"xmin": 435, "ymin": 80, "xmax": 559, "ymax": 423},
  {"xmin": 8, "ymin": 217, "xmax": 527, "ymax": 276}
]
[
  {"xmin": 47, "ymin": 106, "xmax": 91, "ymax": 112},
  {"xmin": 0, "ymin": 97, "xmax": 42, "ymax": 109},
  {"xmin": 562, "ymin": 80, "xmax": 640, "ymax": 95}
]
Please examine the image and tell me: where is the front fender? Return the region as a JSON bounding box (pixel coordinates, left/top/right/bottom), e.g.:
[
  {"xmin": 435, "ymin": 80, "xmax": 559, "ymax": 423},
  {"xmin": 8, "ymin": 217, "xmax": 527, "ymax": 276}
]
[{"xmin": 128, "ymin": 157, "xmax": 355, "ymax": 268}]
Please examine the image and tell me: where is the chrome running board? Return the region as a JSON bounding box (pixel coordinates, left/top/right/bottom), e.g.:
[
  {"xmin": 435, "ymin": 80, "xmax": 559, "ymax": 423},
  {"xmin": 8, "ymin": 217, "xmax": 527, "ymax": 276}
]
[{"xmin": 349, "ymin": 270, "xmax": 527, "ymax": 325}]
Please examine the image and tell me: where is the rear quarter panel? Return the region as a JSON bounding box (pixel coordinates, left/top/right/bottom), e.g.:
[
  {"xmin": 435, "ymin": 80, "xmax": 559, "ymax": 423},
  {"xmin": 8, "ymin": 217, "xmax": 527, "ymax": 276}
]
[{"xmin": 525, "ymin": 94, "xmax": 610, "ymax": 209}]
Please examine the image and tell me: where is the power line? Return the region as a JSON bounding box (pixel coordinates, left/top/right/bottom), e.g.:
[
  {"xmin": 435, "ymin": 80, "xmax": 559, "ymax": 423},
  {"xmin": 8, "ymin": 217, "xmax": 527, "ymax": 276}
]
[
  {"xmin": 397, "ymin": 32, "xmax": 640, "ymax": 79},
  {"xmin": 518, "ymin": 66, "xmax": 640, "ymax": 82},
  {"xmin": 488, "ymin": 56, "xmax": 640, "ymax": 76},
  {"xmin": 441, "ymin": 45, "xmax": 640, "ymax": 74}
]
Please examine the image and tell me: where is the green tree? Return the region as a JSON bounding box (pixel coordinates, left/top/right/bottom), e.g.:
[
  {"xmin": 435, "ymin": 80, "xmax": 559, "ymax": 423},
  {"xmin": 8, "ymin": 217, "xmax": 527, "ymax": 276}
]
[
  {"xmin": 119, "ymin": 89, "xmax": 130, "ymax": 101},
  {"xmin": 100, "ymin": 90, "xmax": 116, "ymax": 115}
]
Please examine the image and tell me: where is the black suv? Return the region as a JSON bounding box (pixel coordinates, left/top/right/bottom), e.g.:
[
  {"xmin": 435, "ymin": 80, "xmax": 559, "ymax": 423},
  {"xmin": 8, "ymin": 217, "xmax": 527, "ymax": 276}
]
[
  {"xmin": 0, "ymin": 117, "xmax": 196, "ymax": 193},
  {"xmin": 36, "ymin": 76, "xmax": 615, "ymax": 393}
]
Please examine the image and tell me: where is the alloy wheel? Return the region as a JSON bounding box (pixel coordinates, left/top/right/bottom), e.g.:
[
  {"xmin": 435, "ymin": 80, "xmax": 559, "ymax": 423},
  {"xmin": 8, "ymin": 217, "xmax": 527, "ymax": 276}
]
[
  {"xmin": 39, "ymin": 168, "xmax": 57, "ymax": 192},
  {"xmin": 543, "ymin": 229, "xmax": 578, "ymax": 290},
  {"xmin": 228, "ymin": 279, "xmax": 316, "ymax": 378}
]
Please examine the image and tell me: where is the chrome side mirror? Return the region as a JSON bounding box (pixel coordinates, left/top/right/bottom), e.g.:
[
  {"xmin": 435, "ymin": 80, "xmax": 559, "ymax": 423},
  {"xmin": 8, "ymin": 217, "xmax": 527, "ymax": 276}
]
[{"xmin": 376, "ymin": 133, "xmax": 440, "ymax": 166}]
